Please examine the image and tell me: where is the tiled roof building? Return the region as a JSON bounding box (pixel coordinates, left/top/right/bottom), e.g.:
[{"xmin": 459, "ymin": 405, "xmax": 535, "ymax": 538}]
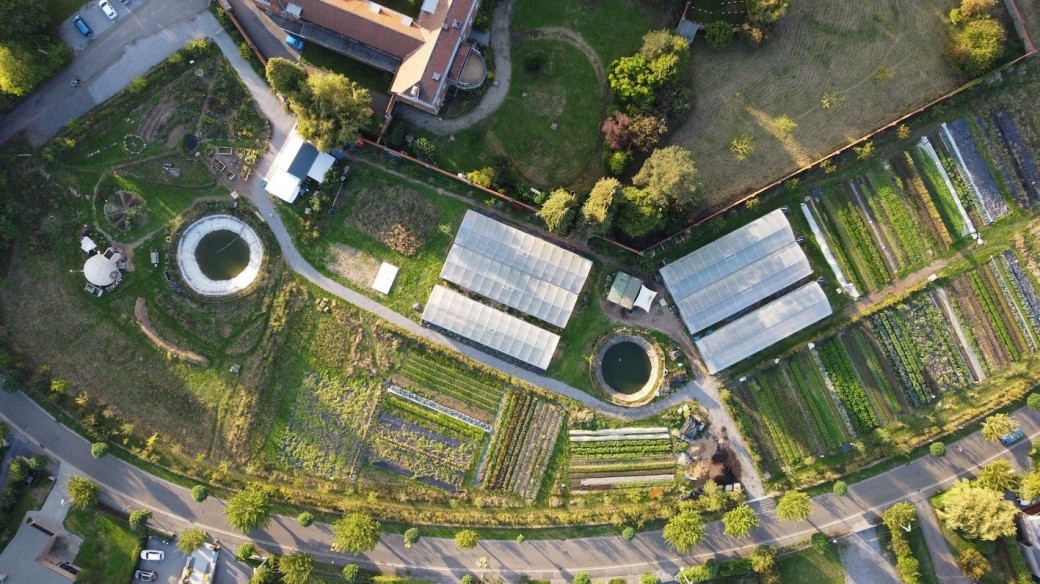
[{"xmin": 255, "ymin": 0, "xmax": 487, "ymax": 114}]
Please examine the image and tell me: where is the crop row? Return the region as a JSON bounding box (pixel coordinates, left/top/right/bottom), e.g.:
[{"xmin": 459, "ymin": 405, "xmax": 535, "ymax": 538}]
[
  {"xmin": 1002, "ymin": 251, "xmax": 1040, "ymax": 331},
  {"xmin": 846, "ymin": 328, "xmax": 905, "ymax": 419},
  {"xmin": 864, "ymin": 170, "xmax": 931, "ymax": 268},
  {"xmin": 569, "ymin": 458, "xmax": 675, "ymax": 474},
  {"xmin": 969, "ymin": 268, "xmax": 1022, "ymax": 361},
  {"xmin": 817, "ymin": 339, "xmax": 879, "ymax": 433},
  {"xmin": 569, "ymin": 439, "xmax": 673, "ymax": 459},
  {"xmin": 991, "ymin": 256, "xmax": 1039, "ymax": 350},
  {"xmin": 786, "ymin": 352, "xmax": 847, "ymax": 450},
  {"xmin": 381, "ymin": 394, "xmax": 486, "ymax": 442},
  {"xmin": 747, "ymin": 378, "xmax": 808, "ymax": 468},
  {"xmin": 870, "ymin": 311, "xmax": 929, "ymax": 407},
  {"xmin": 898, "ymin": 295, "xmax": 972, "ymax": 390},
  {"xmin": 894, "ymin": 152, "xmax": 954, "ymax": 249},
  {"xmin": 821, "ymin": 188, "xmax": 890, "ymax": 290},
  {"xmin": 481, "ymin": 392, "xmax": 564, "ymax": 499},
  {"xmin": 399, "ymin": 354, "xmax": 503, "ymax": 414},
  {"xmin": 909, "ymin": 147, "xmax": 968, "ymax": 238}
]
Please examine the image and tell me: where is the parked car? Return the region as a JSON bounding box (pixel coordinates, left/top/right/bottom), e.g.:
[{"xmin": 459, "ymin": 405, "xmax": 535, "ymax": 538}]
[
  {"xmin": 1000, "ymin": 427, "xmax": 1026, "ymax": 446},
  {"xmin": 72, "ymin": 15, "xmax": 92, "ymax": 37},
  {"xmin": 99, "ymin": 0, "xmax": 117, "ymax": 19},
  {"xmin": 134, "ymin": 570, "xmax": 157, "ymax": 582},
  {"xmin": 285, "ymin": 34, "xmax": 304, "ymax": 50},
  {"xmin": 139, "ymin": 550, "xmax": 164, "ymax": 561}
]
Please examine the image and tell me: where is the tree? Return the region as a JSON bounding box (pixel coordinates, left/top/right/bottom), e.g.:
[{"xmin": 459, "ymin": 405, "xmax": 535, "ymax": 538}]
[
  {"xmin": 250, "ymin": 564, "xmax": 277, "ymax": 584},
  {"xmin": 629, "ymin": 115, "xmax": 668, "ymax": 151},
  {"xmin": 622, "ymin": 526, "xmax": 636, "ymax": 541},
  {"xmin": 572, "ymin": 573, "xmax": 591, "ymax": 584},
  {"xmin": 0, "ymin": 44, "xmax": 41, "ymax": 96},
  {"xmin": 1028, "ymin": 392, "xmax": 1040, "ymax": 410},
  {"xmin": 404, "ymin": 527, "xmax": 420, "ymax": 548},
  {"xmin": 881, "ymin": 502, "xmax": 916, "ymax": 532},
  {"xmin": 633, "ymin": 146, "xmax": 700, "ymax": 207},
  {"xmin": 776, "ymin": 491, "xmax": 813, "ymax": 522},
  {"xmin": 279, "ymin": 552, "xmax": 314, "ymax": 584},
  {"xmin": 411, "ymin": 137, "xmax": 435, "ymax": 159},
  {"xmin": 224, "ymin": 486, "xmax": 272, "ymax": 533},
  {"xmin": 974, "ymin": 459, "xmax": 1020, "ymax": 492},
  {"xmin": 930, "ymin": 442, "xmax": 947, "ymax": 457},
  {"xmin": 236, "ymin": 543, "xmax": 255, "ymax": 562},
  {"xmin": 460, "ymin": 576, "xmax": 475, "ymax": 584},
  {"xmin": 723, "ymin": 504, "xmax": 758, "ymax": 538},
  {"xmin": 749, "ymin": 545, "xmax": 777, "ymax": 574},
  {"xmin": 90, "ymin": 442, "xmax": 108, "ymax": 459},
  {"xmin": 937, "ymin": 480, "xmax": 1018, "ymax": 540},
  {"xmin": 292, "ymin": 72, "xmax": 373, "ymax": 151},
  {"xmin": 747, "ymin": 0, "xmax": 790, "ymax": 28},
  {"xmin": 639, "ymin": 30, "xmax": 689, "ymax": 62},
  {"xmin": 608, "ymin": 55, "xmax": 659, "ymax": 111},
  {"xmin": 0, "ymin": 0, "xmax": 50, "ymax": 39},
  {"xmin": 66, "ymin": 476, "xmax": 99, "ymax": 509},
  {"xmin": 128, "ymin": 509, "xmax": 150, "ymax": 531},
  {"xmin": 617, "ymin": 186, "xmax": 665, "ymax": 238},
  {"xmin": 191, "ymin": 485, "xmax": 208, "ymax": 502},
  {"xmin": 705, "ymin": 21, "xmax": 735, "ymax": 49},
  {"xmin": 342, "ymin": 564, "xmax": 360, "ymax": 583},
  {"xmin": 981, "ymin": 413, "xmax": 1016, "ymax": 442},
  {"xmin": 1020, "ymin": 470, "xmax": 1040, "ymax": 501},
  {"xmin": 582, "ymin": 178, "xmax": 620, "ymax": 235},
  {"xmin": 946, "ymin": 17, "xmax": 1005, "ymax": 75},
  {"xmin": 7, "ymin": 458, "xmax": 27, "ymax": 483},
  {"xmin": 662, "ymin": 510, "xmax": 704, "ymax": 552},
  {"xmin": 265, "ymin": 57, "xmax": 308, "ymax": 96},
  {"xmin": 331, "ymin": 513, "xmax": 381, "ymax": 554},
  {"xmin": 640, "ymin": 573, "xmax": 659, "ymax": 584},
  {"xmin": 537, "ymin": 189, "xmax": 577, "ymax": 234},
  {"xmin": 957, "ymin": 548, "xmax": 989, "ymax": 581},
  {"xmin": 455, "ymin": 529, "xmax": 479, "ymax": 549},
  {"xmin": 466, "ymin": 166, "xmax": 497, "ymax": 189},
  {"xmin": 602, "ymin": 112, "xmax": 633, "ymax": 150},
  {"xmin": 177, "ymin": 528, "xmax": 208, "ymax": 555},
  {"xmin": 833, "ymin": 481, "xmax": 848, "ymax": 496}
]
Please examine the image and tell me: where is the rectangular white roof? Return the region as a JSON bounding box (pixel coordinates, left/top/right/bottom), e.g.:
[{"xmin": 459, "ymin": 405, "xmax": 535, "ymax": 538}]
[
  {"xmin": 422, "ymin": 285, "xmax": 560, "ymax": 370},
  {"xmin": 265, "ymin": 169, "xmax": 302, "ymax": 203},
  {"xmin": 442, "ymin": 211, "xmax": 592, "ymax": 326},
  {"xmin": 695, "ymin": 282, "xmax": 832, "ymax": 374},
  {"xmin": 268, "ymin": 131, "xmax": 304, "ymax": 180},
  {"xmin": 676, "ymin": 242, "xmax": 812, "ymax": 333},
  {"xmin": 307, "ymin": 152, "xmax": 336, "ymax": 182},
  {"xmin": 662, "ymin": 209, "xmax": 810, "ymax": 333},
  {"xmin": 372, "ymin": 262, "xmax": 399, "ymax": 295}
]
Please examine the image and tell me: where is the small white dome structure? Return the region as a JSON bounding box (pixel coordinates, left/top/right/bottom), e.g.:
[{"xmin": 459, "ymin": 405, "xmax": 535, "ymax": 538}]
[{"xmin": 83, "ymin": 251, "xmax": 121, "ymax": 287}]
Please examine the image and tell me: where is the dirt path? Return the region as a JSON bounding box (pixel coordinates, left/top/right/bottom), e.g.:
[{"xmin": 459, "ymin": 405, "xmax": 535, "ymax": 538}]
[
  {"xmin": 134, "ymin": 298, "xmax": 209, "ymax": 366},
  {"xmin": 843, "ymin": 256, "xmax": 953, "ymax": 320}
]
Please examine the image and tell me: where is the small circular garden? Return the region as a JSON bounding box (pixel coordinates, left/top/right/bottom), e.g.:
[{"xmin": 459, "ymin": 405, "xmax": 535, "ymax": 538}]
[{"xmin": 593, "ymin": 333, "xmax": 663, "ymax": 404}]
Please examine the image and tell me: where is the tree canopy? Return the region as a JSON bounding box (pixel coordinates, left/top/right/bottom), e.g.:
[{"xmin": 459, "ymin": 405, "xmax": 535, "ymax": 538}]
[
  {"xmin": 881, "ymin": 502, "xmax": 916, "ymax": 532},
  {"xmin": 331, "ymin": 513, "xmax": 381, "ymax": 554},
  {"xmin": 265, "ymin": 57, "xmax": 308, "ymax": 95},
  {"xmin": 722, "ymin": 503, "xmax": 758, "ymax": 538},
  {"xmin": 582, "ymin": 178, "xmax": 620, "ymax": 234},
  {"xmin": 66, "ymin": 476, "xmax": 99, "ymax": 510},
  {"xmin": 775, "ymin": 491, "xmax": 813, "ymax": 522},
  {"xmin": 946, "ymin": 18, "xmax": 1005, "ymax": 75},
  {"xmin": 662, "ymin": 510, "xmax": 705, "ymax": 552},
  {"xmin": 608, "ymin": 30, "xmax": 689, "ymax": 112},
  {"xmin": 224, "ymin": 486, "xmax": 273, "ymax": 533},
  {"xmin": 293, "ymin": 72, "xmax": 373, "ymax": 151},
  {"xmin": 0, "ymin": 0, "xmax": 68, "ymax": 99},
  {"xmin": 278, "ymin": 552, "xmax": 314, "ymax": 584},
  {"xmin": 633, "ymin": 146, "xmax": 700, "ymax": 207},
  {"xmin": 937, "ymin": 480, "xmax": 1018, "ymax": 540},
  {"xmin": 616, "ymin": 186, "xmax": 665, "ymax": 238},
  {"xmin": 980, "ymin": 413, "xmax": 1016, "ymax": 442},
  {"xmin": 956, "ymin": 548, "xmax": 989, "ymax": 581},
  {"xmin": 1020, "ymin": 470, "xmax": 1040, "ymax": 502},
  {"xmin": 537, "ymin": 189, "xmax": 577, "ymax": 234},
  {"xmin": 974, "ymin": 459, "xmax": 1020, "ymax": 492},
  {"xmin": 177, "ymin": 529, "xmax": 208, "ymax": 555}
]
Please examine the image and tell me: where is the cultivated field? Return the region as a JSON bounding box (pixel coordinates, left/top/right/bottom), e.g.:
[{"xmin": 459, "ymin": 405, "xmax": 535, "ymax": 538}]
[{"xmin": 675, "ymin": 0, "xmax": 965, "ymax": 210}]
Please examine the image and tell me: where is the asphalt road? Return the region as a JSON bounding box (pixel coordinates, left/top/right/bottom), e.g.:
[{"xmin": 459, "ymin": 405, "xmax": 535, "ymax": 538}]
[{"xmin": 2, "ymin": 385, "xmax": 1037, "ymax": 580}]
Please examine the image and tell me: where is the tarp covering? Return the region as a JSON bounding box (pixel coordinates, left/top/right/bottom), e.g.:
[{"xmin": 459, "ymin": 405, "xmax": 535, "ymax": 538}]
[
  {"xmin": 440, "ymin": 211, "xmax": 592, "ymax": 327},
  {"xmin": 661, "ymin": 209, "xmax": 811, "ymax": 334},
  {"xmin": 265, "ymin": 170, "xmax": 302, "ymax": 203},
  {"xmin": 695, "ymin": 282, "xmax": 832, "ymax": 374},
  {"xmin": 80, "ymin": 236, "xmax": 97, "ymax": 254},
  {"xmin": 633, "ymin": 285, "xmax": 657, "ymax": 312},
  {"xmin": 422, "ymin": 285, "xmax": 560, "ymax": 370},
  {"xmin": 371, "ymin": 261, "xmax": 399, "ymax": 295}
]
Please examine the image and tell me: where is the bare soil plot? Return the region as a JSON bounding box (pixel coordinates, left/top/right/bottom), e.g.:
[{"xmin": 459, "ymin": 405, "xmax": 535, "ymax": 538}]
[
  {"xmin": 347, "ymin": 185, "xmax": 438, "ymax": 256},
  {"xmin": 672, "ymin": 0, "xmax": 963, "ymax": 211}
]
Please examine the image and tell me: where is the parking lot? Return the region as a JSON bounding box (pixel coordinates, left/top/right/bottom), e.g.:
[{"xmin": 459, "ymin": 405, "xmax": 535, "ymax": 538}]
[
  {"xmin": 134, "ymin": 536, "xmax": 185, "ymax": 584},
  {"xmin": 58, "ymin": 0, "xmax": 156, "ymax": 53}
]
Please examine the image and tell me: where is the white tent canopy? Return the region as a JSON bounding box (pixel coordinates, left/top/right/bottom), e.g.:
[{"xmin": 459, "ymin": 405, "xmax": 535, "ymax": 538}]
[
  {"xmin": 421, "ymin": 285, "xmax": 560, "ymax": 370},
  {"xmin": 84, "ymin": 253, "xmax": 119, "ymax": 287},
  {"xmin": 80, "ymin": 236, "xmax": 97, "ymax": 254},
  {"xmin": 695, "ymin": 282, "xmax": 833, "ymax": 374},
  {"xmin": 372, "ymin": 262, "xmax": 399, "ymax": 295},
  {"xmin": 633, "ymin": 285, "xmax": 657, "ymax": 312}
]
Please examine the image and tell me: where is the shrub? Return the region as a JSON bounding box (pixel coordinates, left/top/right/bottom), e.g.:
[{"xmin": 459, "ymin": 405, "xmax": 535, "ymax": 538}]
[
  {"xmin": 460, "ymin": 576, "xmax": 475, "ymax": 584},
  {"xmin": 573, "ymin": 574, "xmax": 591, "ymax": 584},
  {"xmin": 466, "ymin": 166, "xmax": 498, "ymax": 189},
  {"xmin": 516, "ymin": 534, "xmax": 525, "ymax": 544},
  {"xmin": 705, "ymin": 21, "xmax": 735, "ymax": 49},
  {"xmin": 411, "ymin": 137, "xmax": 435, "ymax": 159},
  {"xmin": 811, "ymin": 532, "xmax": 831, "ymax": 553},
  {"xmin": 622, "ymin": 526, "xmax": 636, "ymax": 540},
  {"xmin": 455, "ymin": 529, "xmax": 479, "ymax": 549},
  {"xmin": 7, "ymin": 459, "xmax": 28, "ymax": 484},
  {"xmin": 236, "ymin": 543, "xmax": 255, "ymax": 562},
  {"xmin": 956, "ymin": 548, "xmax": 988, "ymax": 581},
  {"xmin": 128, "ymin": 509, "xmax": 150, "ymax": 530},
  {"xmin": 90, "ymin": 442, "xmax": 108, "ymax": 459},
  {"xmin": 640, "ymin": 573, "xmax": 659, "ymax": 584},
  {"xmin": 66, "ymin": 476, "xmax": 99, "ymax": 509},
  {"xmin": 191, "ymin": 485, "xmax": 208, "ymax": 502},
  {"xmin": 1027, "ymin": 392, "xmax": 1040, "ymax": 410},
  {"xmin": 127, "ymin": 76, "xmax": 147, "ymax": 94},
  {"xmin": 296, "ymin": 512, "xmax": 314, "ymax": 527},
  {"xmin": 606, "ymin": 150, "xmax": 631, "ymax": 177},
  {"xmin": 833, "ymin": 480, "xmax": 848, "ymax": 496},
  {"xmin": 404, "ymin": 527, "xmax": 420, "ymax": 548},
  {"xmin": 28, "ymin": 455, "xmax": 47, "ymax": 471},
  {"xmin": 930, "ymin": 442, "xmax": 947, "ymax": 457}
]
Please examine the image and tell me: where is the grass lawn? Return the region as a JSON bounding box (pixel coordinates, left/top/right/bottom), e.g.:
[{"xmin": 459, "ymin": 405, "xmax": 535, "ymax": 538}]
[
  {"xmin": 778, "ymin": 546, "xmax": 845, "ymax": 584},
  {"xmin": 64, "ymin": 507, "xmax": 142, "ymax": 584},
  {"xmin": 510, "ymin": 0, "xmax": 668, "ymax": 65},
  {"xmin": 430, "ymin": 39, "xmax": 604, "ymax": 190},
  {"xmin": 906, "ymin": 525, "xmax": 940, "ymax": 584},
  {"xmin": 672, "ymin": 0, "xmax": 968, "ymax": 212},
  {"xmin": 301, "ymin": 44, "xmax": 394, "ymax": 93}
]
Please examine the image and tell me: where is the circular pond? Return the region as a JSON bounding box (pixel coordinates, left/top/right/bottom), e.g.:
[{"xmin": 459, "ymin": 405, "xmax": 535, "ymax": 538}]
[
  {"xmin": 594, "ymin": 334, "xmax": 662, "ymax": 405},
  {"xmin": 601, "ymin": 341, "xmax": 652, "ymax": 394},
  {"xmin": 177, "ymin": 215, "xmax": 264, "ymax": 297}
]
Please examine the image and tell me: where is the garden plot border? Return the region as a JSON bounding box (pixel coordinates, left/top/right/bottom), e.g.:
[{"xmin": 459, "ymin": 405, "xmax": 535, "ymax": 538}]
[{"xmin": 176, "ymin": 214, "xmax": 264, "ymax": 296}]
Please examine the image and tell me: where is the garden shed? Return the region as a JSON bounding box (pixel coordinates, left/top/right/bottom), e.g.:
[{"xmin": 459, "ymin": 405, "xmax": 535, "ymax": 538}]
[
  {"xmin": 607, "ymin": 272, "xmax": 642, "ymax": 310},
  {"xmin": 371, "ymin": 261, "xmax": 399, "ymax": 295},
  {"xmin": 264, "ymin": 129, "xmax": 336, "ymax": 203}
]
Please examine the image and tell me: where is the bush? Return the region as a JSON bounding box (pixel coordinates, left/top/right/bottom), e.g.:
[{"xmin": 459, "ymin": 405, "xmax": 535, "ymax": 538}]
[
  {"xmin": 7, "ymin": 459, "xmax": 28, "ymax": 483},
  {"xmin": 811, "ymin": 532, "xmax": 831, "ymax": 553},
  {"xmin": 930, "ymin": 442, "xmax": 946, "ymax": 457},
  {"xmin": 342, "ymin": 564, "xmax": 360, "ymax": 584},
  {"xmin": 90, "ymin": 442, "xmax": 108, "ymax": 459},
  {"xmin": 28, "ymin": 455, "xmax": 47, "ymax": 471},
  {"xmin": 640, "ymin": 573, "xmax": 659, "ymax": 584},
  {"xmin": 236, "ymin": 543, "xmax": 255, "ymax": 562},
  {"xmin": 572, "ymin": 574, "xmax": 591, "ymax": 584},
  {"xmin": 127, "ymin": 76, "xmax": 147, "ymax": 94},
  {"xmin": 191, "ymin": 485, "xmax": 208, "ymax": 502},
  {"xmin": 128, "ymin": 509, "xmax": 150, "ymax": 530},
  {"xmin": 460, "ymin": 576, "xmax": 475, "ymax": 584},
  {"xmin": 515, "ymin": 534, "xmax": 525, "ymax": 544},
  {"xmin": 66, "ymin": 476, "xmax": 99, "ymax": 509},
  {"xmin": 606, "ymin": 150, "xmax": 631, "ymax": 176},
  {"xmin": 403, "ymin": 527, "xmax": 420, "ymax": 548},
  {"xmin": 622, "ymin": 526, "xmax": 636, "ymax": 540},
  {"xmin": 705, "ymin": 21, "xmax": 735, "ymax": 49},
  {"xmin": 296, "ymin": 512, "xmax": 314, "ymax": 527},
  {"xmin": 455, "ymin": 529, "xmax": 478, "ymax": 549},
  {"xmin": 833, "ymin": 480, "xmax": 848, "ymax": 496},
  {"xmin": 411, "ymin": 137, "xmax": 435, "ymax": 159},
  {"xmin": 1028, "ymin": 392, "xmax": 1040, "ymax": 410}
]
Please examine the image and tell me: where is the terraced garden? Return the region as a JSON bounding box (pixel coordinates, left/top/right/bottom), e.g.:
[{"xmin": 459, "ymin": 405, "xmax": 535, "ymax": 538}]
[{"xmin": 568, "ymin": 428, "xmax": 676, "ymax": 494}]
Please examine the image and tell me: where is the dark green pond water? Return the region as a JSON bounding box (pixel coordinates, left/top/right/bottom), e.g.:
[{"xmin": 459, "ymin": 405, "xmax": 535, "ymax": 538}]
[
  {"xmin": 195, "ymin": 229, "xmax": 249, "ymax": 280},
  {"xmin": 601, "ymin": 341, "xmax": 651, "ymax": 394}
]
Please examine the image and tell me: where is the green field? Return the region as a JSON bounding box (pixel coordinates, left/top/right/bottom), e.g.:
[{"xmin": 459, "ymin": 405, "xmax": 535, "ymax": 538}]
[{"xmin": 64, "ymin": 507, "xmax": 143, "ymax": 584}]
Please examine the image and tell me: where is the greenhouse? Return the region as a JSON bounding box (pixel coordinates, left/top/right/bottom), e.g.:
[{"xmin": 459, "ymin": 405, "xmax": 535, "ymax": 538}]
[
  {"xmin": 442, "ymin": 211, "xmax": 592, "ymax": 327},
  {"xmin": 421, "ymin": 285, "xmax": 561, "ymax": 370},
  {"xmin": 661, "ymin": 209, "xmax": 809, "ymax": 333},
  {"xmin": 695, "ymin": 282, "xmax": 833, "ymax": 374}
]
